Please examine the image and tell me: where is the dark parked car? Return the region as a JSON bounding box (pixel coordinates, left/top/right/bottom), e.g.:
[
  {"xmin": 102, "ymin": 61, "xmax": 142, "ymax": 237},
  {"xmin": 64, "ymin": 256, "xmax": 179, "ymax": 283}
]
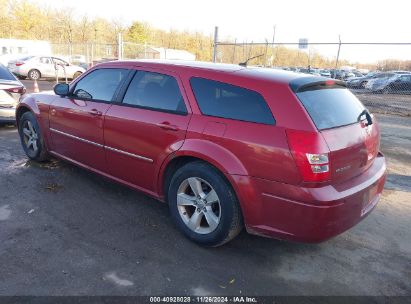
[
  {"xmin": 368, "ymin": 73, "xmax": 411, "ymax": 93},
  {"xmin": 347, "ymin": 72, "xmax": 380, "ymax": 89},
  {"xmin": 16, "ymin": 60, "xmax": 386, "ymax": 246},
  {"xmin": 331, "ymin": 70, "xmax": 359, "ymax": 81},
  {"xmin": 330, "ymin": 69, "xmax": 344, "ymax": 79},
  {"xmin": 365, "ymin": 73, "xmax": 398, "ymax": 92},
  {"xmin": 0, "ymin": 63, "xmax": 26, "ymax": 123}
]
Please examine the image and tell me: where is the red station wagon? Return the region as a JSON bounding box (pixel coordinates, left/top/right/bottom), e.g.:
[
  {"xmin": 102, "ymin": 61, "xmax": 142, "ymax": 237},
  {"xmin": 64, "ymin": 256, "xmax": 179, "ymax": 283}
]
[{"xmin": 16, "ymin": 60, "xmax": 386, "ymax": 246}]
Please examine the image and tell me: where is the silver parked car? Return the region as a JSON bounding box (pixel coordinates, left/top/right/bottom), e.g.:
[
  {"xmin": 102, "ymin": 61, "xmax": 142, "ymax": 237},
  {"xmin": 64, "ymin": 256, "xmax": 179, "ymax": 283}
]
[
  {"xmin": 0, "ymin": 63, "xmax": 26, "ymax": 123},
  {"xmin": 8, "ymin": 56, "xmax": 85, "ymax": 80}
]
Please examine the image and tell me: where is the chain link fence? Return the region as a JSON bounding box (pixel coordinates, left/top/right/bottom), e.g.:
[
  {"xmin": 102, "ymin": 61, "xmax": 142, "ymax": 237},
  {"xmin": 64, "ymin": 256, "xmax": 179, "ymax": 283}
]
[
  {"xmin": 50, "ymin": 40, "xmax": 411, "ymax": 117},
  {"xmin": 213, "ymin": 41, "xmax": 411, "ymax": 117},
  {"xmin": 51, "ymin": 41, "xmax": 193, "ymax": 64},
  {"xmin": 51, "ymin": 42, "xmax": 119, "ymax": 66}
]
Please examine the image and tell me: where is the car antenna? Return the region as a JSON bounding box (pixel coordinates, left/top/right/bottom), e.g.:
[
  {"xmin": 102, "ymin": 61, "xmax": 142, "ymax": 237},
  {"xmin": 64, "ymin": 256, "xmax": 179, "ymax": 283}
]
[{"xmin": 239, "ymin": 54, "xmax": 264, "ymax": 67}]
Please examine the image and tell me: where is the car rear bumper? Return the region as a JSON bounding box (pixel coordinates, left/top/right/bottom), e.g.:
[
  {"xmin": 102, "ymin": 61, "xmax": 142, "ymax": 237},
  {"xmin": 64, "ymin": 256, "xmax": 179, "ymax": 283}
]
[
  {"xmin": 0, "ymin": 107, "xmax": 16, "ymax": 122},
  {"xmin": 9, "ymin": 67, "xmax": 26, "ymax": 77},
  {"xmin": 231, "ymin": 153, "xmax": 387, "ymax": 243}
]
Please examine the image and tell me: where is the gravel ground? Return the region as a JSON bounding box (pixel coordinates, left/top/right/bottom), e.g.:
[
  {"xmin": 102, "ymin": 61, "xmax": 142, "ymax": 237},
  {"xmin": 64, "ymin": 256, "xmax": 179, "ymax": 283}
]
[
  {"xmin": 352, "ymin": 90, "xmax": 411, "ymax": 117},
  {"xmin": 0, "ymin": 85, "xmax": 410, "ymax": 296}
]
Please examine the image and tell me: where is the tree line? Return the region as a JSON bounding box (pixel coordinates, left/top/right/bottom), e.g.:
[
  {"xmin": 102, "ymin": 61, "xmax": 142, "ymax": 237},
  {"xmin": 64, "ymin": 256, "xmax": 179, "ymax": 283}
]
[
  {"xmin": 0, "ymin": 0, "xmax": 214, "ymax": 61},
  {"xmin": 1, "ymin": 0, "xmax": 409, "ymax": 70}
]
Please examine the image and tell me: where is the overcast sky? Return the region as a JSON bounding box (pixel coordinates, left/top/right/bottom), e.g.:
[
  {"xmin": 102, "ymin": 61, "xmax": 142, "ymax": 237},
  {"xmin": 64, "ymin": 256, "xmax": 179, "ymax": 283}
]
[{"xmin": 37, "ymin": 0, "xmax": 411, "ymax": 62}]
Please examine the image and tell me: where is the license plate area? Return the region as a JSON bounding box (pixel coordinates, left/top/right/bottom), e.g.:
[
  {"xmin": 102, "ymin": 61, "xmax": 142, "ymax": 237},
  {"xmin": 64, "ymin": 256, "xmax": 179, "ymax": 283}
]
[{"xmin": 361, "ymin": 184, "xmax": 379, "ymax": 217}]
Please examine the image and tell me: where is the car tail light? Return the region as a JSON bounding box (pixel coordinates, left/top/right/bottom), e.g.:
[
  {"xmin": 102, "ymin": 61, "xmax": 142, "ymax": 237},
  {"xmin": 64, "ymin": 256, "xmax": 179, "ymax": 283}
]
[
  {"xmin": 5, "ymin": 86, "xmax": 26, "ymax": 94},
  {"xmin": 15, "ymin": 62, "xmax": 25, "ymax": 67},
  {"xmin": 286, "ymin": 130, "xmax": 331, "ymax": 183}
]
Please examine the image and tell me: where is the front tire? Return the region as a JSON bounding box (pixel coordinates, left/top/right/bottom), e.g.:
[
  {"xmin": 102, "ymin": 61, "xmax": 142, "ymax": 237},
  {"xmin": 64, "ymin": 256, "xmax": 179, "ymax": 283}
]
[
  {"xmin": 168, "ymin": 161, "xmax": 243, "ymax": 247},
  {"xmin": 18, "ymin": 112, "xmax": 49, "ymax": 162}
]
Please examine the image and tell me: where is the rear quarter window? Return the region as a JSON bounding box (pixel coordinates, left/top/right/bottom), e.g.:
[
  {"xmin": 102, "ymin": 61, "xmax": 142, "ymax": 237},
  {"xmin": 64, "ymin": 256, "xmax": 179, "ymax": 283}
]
[
  {"xmin": 190, "ymin": 77, "xmax": 275, "ymax": 125},
  {"xmin": 296, "ymin": 88, "xmax": 365, "ymax": 130}
]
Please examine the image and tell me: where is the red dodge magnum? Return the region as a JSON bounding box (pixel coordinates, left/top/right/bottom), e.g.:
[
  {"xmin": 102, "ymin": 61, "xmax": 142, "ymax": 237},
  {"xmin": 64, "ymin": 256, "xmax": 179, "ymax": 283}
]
[{"xmin": 16, "ymin": 60, "xmax": 386, "ymax": 246}]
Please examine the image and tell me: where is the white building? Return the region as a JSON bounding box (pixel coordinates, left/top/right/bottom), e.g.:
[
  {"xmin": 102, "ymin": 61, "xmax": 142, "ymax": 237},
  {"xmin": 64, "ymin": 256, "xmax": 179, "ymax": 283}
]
[
  {"xmin": 0, "ymin": 39, "xmax": 52, "ymax": 65},
  {"xmin": 148, "ymin": 47, "xmax": 196, "ymax": 61}
]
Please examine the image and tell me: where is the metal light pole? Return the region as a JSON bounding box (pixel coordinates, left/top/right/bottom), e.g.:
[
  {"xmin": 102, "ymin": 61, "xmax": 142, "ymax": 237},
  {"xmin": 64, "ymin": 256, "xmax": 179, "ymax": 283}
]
[
  {"xmin": 334, "ymin": 35, "xmax": 342, "ymax": 77},
  {"xmin": 213, "ymin": 26, "xmax": 219, "ymax": 63},
  {"xmin": 117, "ymin": 32, "xmax": 123, "ymax": 60},
  {"xmin": 271, "ymin": 25, "xmax": 276, "ymax": 67}
]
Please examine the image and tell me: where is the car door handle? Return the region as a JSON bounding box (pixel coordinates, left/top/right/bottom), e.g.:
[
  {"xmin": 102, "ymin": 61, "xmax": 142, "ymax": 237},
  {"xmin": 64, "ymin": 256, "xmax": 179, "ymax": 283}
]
[
  {"xmin": 156, "ymin": 122, "xmax": 179, "ymax": 131},
  {"xmin": 89, "ymin": 109, "xmax": 103, "ymax": 116}
]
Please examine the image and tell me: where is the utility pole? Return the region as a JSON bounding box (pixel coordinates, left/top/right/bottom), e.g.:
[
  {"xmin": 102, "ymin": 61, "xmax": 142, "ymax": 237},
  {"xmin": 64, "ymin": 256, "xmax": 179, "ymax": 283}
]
[
  {"xmin": 232, "ymin": 38, "xmax": 237, "ymax": 64},
  {"xmin": 213, "ymin": 26, "xmax": 219, "ymax": 63},
  {"xmin": 117, "ymin": 32, "xmax": 123, "ymax": 60},
  {"xmin": 334, "ymin": 35, "xmax": 342, "ymax": 77},
  {"xmin": 271, "ymin": 25, "xmax": 276, "ymax": 67}
]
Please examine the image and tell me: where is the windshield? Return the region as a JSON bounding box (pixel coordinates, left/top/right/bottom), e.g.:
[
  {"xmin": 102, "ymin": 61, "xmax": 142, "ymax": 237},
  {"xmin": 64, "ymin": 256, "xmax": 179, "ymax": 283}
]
[{"xmin": 296, "ymin": 88, "xmax": 365, "ymax": 130}]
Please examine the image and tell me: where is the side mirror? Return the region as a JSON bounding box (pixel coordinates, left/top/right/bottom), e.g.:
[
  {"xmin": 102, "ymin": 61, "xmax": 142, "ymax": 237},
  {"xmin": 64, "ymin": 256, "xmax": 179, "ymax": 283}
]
[{"xmin": 54, "ymin": 83, "xmax": 70, "ymax": 96}]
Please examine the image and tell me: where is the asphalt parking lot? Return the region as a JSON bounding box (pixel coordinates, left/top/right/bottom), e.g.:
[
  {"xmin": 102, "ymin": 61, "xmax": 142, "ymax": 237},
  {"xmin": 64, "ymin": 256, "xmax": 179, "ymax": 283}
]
[
  {"xmin": 21, "ymin": 79, "xmax": 56, "ymax": 92},
  {"xmin": 0, "ymin": 83, "xmax": 410, "ymax": 296}
]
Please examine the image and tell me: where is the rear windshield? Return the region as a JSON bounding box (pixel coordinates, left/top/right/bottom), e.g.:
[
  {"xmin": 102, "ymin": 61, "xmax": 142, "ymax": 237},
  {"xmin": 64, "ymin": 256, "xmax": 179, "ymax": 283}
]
[
  {"xmin": 296, "ymin": 88, "xmax": 365, "ymax": 130},
  {"xmin": 0, "ymin": 65, "xmax": 16, "ymax": 81},
  {"xmin": 20, "ymin": 56, "xmax": 34, "ymax": 61}
]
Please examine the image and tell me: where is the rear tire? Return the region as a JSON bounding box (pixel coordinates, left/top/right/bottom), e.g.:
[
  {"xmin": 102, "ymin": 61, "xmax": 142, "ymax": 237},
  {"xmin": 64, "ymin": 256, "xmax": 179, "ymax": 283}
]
[
  {"xmin": 382, "ymin": 86, "xmax": 392, "ymax": 94},
  {"xmin": 168, "ymin": 161, "xmax": 243, "ymax": 247},
  {"xmin": 28, "ymin": 69, "xmax": 41, "ymax": 80},
  {"xmin": 73, "ymin": 71, "xmax": 82, "ymax": 79},
  {"xmin": 18, "ymin": 112, "xmax": 49, "ymax": 162}
]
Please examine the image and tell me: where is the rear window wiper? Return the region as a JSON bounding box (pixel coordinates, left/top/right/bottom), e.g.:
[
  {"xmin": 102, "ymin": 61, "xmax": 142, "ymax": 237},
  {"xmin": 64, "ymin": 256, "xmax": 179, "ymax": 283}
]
[{"xmin": 358, "ymin": 109, "xmax": 373, "ymax": 126}]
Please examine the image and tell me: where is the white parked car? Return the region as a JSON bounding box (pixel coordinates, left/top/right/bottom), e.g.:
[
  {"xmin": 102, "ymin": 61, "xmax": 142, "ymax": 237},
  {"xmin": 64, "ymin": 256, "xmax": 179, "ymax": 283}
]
[
  {"xmin": 8, "ymin": 56, "xmax": 85, "ymax": 80},
  {"xmin": 0, "ymin": 63, "xmax": 26, "ymax": 123}
]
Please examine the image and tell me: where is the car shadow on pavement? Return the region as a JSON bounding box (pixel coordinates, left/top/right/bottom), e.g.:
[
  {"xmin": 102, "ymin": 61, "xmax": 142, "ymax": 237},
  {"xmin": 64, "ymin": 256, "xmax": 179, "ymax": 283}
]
[{"xmin": 385, "ymin": 173, "xmax": 411, "ymax": 192}]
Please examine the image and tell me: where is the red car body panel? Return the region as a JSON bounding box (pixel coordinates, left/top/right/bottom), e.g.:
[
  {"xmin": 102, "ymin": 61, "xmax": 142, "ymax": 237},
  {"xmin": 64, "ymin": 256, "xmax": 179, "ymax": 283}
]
[
  {"xmin": 16, "ymin": 60, "xmax": 387, "ymax": 243},
  {"xmin": 49, "ymin": 97, "xmax": 111, "ymax": 172}
]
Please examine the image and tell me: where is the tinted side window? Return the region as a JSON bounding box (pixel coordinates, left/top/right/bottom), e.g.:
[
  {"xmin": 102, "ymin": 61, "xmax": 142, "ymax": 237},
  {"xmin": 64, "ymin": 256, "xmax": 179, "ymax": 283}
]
[
  {"xmin": 123, "ymin": 71, "xmax": 186, "ymax": 113},
  {"xmin": 40, "ymin": 57, "xmax": 51, "ymax": 64},
  {"xmin": 73, "ymin": 69, "xmax": 128, "ymax": 102},
  {"xmin": 190, "ymin": 78, "xmax": 275, "ymax": 125},
  {"xmin": 53, "ymin": 58, "xmax": 68, "ymax": 66}
]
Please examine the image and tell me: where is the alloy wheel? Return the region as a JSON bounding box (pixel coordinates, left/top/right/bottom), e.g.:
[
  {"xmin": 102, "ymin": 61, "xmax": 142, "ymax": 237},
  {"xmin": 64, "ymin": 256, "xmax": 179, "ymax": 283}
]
[
  {"xmin": 22, "ymin": 120, "xmax": 39, "ymax": 153},
  {"xmin": 29, "ymin": 70, "xmax": 40, "ymax": 80},
  {"xmin": 176, "ymin": 177, "xmax": 221, "ymax": 234}
]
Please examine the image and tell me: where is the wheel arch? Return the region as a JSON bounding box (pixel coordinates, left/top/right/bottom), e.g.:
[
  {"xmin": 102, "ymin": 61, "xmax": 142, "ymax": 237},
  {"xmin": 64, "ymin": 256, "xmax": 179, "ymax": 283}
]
[
  {"xmin": 73, "ymin": 71, "xmax": 83, "ymax": 78},
  {"xmin": 157, "ymin": 139, "xmax": 249, "ymax": 201},
  {"xmin": 16, "ymin": 95, "xmax": 43, "ymax": 134},
  {"xmin": 15, "ymin": 104, "xmax": 34, "ymax": 127}
]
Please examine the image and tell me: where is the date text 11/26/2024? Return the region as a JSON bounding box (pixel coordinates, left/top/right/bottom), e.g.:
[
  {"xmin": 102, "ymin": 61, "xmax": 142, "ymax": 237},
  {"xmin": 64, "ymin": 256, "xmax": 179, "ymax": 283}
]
[{"xmin": 149, "ymin": 296, "xmax": 258, "ymax": 303}]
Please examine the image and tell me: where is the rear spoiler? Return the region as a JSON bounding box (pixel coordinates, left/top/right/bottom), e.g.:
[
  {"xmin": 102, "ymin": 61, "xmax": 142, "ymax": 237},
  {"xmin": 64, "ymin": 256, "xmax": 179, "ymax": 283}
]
[{"xmin": 289, "ymin": 76, "xmax": 346, "ymax": 93}]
